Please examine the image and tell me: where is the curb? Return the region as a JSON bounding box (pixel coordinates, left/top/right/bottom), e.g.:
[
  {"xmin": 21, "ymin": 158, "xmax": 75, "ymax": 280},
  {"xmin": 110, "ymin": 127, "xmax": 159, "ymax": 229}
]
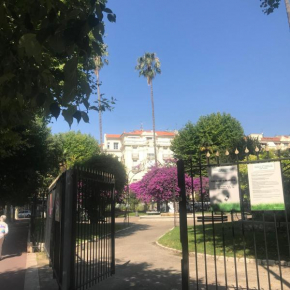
[
  {"xmin": 155, "ymin": 228, "xmax": 290, "ymax": 267},
  {"xmin": 24, "ymin": 253, "xmax": 40, "ymax": 290}
]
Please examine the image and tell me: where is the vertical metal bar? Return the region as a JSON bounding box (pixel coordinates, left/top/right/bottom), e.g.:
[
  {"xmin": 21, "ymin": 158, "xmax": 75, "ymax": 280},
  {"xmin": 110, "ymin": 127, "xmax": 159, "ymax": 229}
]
[
  {"xmin": 241, "ymin": 217, "xmax": 249, "ymax": 290},
  {"xmin": 94, "ymin": 181, "xmax": 98, "ymax": 284},
  {"xmin": 221, "ymin": 212, "xmax": 228, "ymax": 289},
  {"xmin": 190, "ymin": 158, "xmax": 199, "ymax": 290},
  {"xmin": 71, "ymin": 168, "xmax": 78, "ymax": 290},
  {"xmin": 79, "ymin": 174, "xmax": 83, "ymax": 290},
  {"xmin": 61, "ymin": 169, "xmax": 75, "ymax": 290},
  {"xmin": 98, "ymin": 197, "xmax": 101, "ymax": 282},
  {"xmin": 279, "ymin": 161, "xmax": 290, "ymax": 259},
  {"xmin": 96, "ymin": 187, "xmax": 99, "ymax": 282},
  {"xmin": 85, "ymin": 176, "xmax": 89, "ymax": 289},
  {"xmin": 82, "ymin": 173, "xmax": 86, "ymax": 290},
  {"xmin": 101, "ymin": 183, "xmax": 104, "ymax": 280},
  {"xmin": 99, "ymin": 195, "xmax": 102, "ymax": 280},
  {"xmin": 76, "ymin": 172, "xmax": 80, "ymax": 290},
  {"xmin": 274, "ymin": 212, "xmax": 283, "ymax": 290},
  {"xmin": 236, "ymin": 153, "xmax": 249, "ymax": 289},
  {"xmin": 177, "ymin": 160, "xmax": 190, "ymax": 290},
  {"xmin": 211, "ymin": 211, "xmax": 218, "ymax": 289},
  {"xmin": 252, "ymin": 222, "xmax": 260, "ymax": 290},
  {"xmin": 89, "ymin": 178, "xmax": 92, "ymax": 288},
  {"xmin": 91, "ymin": 179, "xmax": 94, "ymax": 285},
  {"xmin": 105, "ymin": 184, "xmax": 108, "ymax": 278},
  {"xmin": 231, "ymin": 211, "xmax": 239, "ymax": 289},
  {"xmin": 199, "ymin": 153, "xmax": 208, "ymax": 289},
  {"xmin": 262, "ymin": 212, "xmax": 271, "ymax": 290}
]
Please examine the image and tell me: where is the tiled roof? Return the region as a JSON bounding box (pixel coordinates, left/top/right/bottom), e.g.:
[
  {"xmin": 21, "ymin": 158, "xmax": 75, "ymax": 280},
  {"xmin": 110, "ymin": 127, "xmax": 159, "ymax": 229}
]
[
  {"xmin": 261, "ymin": 137, "xmax": 280, "ymax": 142},
  {"xmin": 106, "ymin": 134, "xmax": 121, "ymax": 139},
  {"xmin": 156, "ymin": 131, "xmax": 175, "ymax": 136},
  {"xmin": 122, "ymin": 130, "xmax": 175, "ymax": 137}
]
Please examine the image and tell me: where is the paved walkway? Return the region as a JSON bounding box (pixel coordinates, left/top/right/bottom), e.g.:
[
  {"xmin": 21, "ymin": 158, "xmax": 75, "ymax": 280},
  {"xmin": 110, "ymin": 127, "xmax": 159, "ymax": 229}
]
[
  {"xmin": 96, "ymin": 217, "xmax": 290, "ymax": 290},
  {"xmin": 0, "ymin": 219, "xmax": 58, "ymax": 290},
  {"xmin": 0, "ymin": 220, "xmax": 29, "ymax": 289},
  {"xmin": 1, "ymin": 217, "xmax": 289, "ymax": 290},
  {"xmin": 97, "ymin": 217, "xmax": 183, "ymax": 290}
]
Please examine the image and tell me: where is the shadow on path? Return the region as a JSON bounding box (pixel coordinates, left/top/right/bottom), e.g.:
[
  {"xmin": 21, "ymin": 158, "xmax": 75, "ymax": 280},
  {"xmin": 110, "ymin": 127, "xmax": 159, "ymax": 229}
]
[
  {"xmin": 115, "ymin": 223, "xmax": 151, "ymax": 238},
  {"xmin": 97, "ymin": 260, "xmax": 234, "ymax": 290},
  {"xmin": 0, "ymin": 220, "xmax": 29, "ymax": 290}
]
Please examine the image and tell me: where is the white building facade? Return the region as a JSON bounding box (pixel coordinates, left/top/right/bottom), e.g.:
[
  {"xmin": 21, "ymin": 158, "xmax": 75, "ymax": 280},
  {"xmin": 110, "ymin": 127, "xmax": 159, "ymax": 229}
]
[
  {"xmin": 103, "ymin": 130, "xmax": 177, "ymax": 183},
  {"xmin": 249, "ymin": 134, "xmax": 290, "ymax": 150}
]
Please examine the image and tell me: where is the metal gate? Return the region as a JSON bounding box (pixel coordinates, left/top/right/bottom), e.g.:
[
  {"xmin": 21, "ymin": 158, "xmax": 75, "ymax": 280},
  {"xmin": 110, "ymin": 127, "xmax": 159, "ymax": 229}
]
[
  {"xmin": 177, "ymin": 149, "xmax": 290, "ymax": 290},
  {"xmin": 45, "ymin": 167, "xmax": 115, "ymax": 290}
]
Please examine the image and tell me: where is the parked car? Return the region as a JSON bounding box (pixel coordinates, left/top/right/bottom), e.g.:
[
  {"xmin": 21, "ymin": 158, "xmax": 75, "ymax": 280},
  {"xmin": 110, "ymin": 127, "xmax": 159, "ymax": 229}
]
[{"xmin": 18, "ymin": 210, "xmax": 31, "ymax": 218}]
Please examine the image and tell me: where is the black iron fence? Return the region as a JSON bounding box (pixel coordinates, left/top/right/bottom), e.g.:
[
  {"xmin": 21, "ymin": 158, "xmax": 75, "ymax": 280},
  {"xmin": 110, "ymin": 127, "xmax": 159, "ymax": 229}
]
[
  {"xmin": 178, "ymin": 150, "xmax": 290, "ymax": 290},
  {"xmin": 45, "ymin": 167, "xmax": 115, "ymax": 290},
  {"xmin": 30, "ymin": 193, "xmax": 46, "ymax": 252}
]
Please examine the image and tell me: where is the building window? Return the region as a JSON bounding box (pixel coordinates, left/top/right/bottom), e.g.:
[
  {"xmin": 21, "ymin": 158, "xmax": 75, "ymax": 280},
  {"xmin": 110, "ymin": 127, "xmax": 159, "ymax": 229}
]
[
  {"xmin": 133, "ymin": 146, "xmax": 138, "ymax": 149},
  {"xmin": 107, "ymin": 142, "xmax": 110, "ymax": 149},
  {"xmin": 147, "ymin": 153, "xmax": 155, "ymax": 160},
  {"xmin": 146, "ymin": 137, "xmax": 152, "ymax": 140},
  {"xmin": 114, "ymin": 142, "xmax": 119, "ymax": 150},
  {"xmin": 163, "ymin": 146, "xmax": 168, "ymax": 150}
]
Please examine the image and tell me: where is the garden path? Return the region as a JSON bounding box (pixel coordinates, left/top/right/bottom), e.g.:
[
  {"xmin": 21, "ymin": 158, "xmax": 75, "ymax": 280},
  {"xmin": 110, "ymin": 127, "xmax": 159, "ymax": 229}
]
[{"xmin": 96, "ymin": 217, "xmax": 290, "ymax": 290}]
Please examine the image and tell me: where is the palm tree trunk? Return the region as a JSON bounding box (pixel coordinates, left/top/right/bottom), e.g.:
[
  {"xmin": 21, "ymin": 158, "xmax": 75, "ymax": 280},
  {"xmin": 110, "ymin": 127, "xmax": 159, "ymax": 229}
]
[
  {"xmin": 96, "ymin": 69, "xmax": 103, "ymax": 151},
  {"xmin": 285, "ymin": 0, "xmax": 290, "ymax": 29},
  {"xmin": 150, "ymin": 81, "xmax": 158, "ymax": 167}
]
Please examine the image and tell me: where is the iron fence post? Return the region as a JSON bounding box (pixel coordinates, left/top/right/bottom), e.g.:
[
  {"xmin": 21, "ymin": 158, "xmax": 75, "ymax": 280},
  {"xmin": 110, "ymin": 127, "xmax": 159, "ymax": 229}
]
[
  {"xmin": 177, "ymin": 160, "xmax": 189, "ymax": 290},
  {"xmin": 111, "ymin": 181, "xmax": 116, "ymax": 275},
  {"xmin": 62, "ymin": 169, "xmax": 75, "ymax": 290}
]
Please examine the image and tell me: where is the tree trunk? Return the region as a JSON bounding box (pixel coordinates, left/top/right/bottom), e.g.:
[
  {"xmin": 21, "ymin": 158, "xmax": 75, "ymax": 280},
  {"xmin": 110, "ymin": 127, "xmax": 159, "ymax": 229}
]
[
  {"xmin": 150, "ymin": 81, "xmax": 158, "ymax": 167},
  {"xmin": 96, "ymin": 69, "xmax": 103, "ymax": 151},
  {"xmin": 285, "ymin": 0, "xmax": 290, "ymax": 29}
]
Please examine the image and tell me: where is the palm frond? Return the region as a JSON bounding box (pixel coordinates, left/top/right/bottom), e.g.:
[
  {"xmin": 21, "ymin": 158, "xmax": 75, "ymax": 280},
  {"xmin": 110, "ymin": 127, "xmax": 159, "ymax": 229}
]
[{"xmin": 135, "ymin": 52, "xmax": 161, "ymax": 81}]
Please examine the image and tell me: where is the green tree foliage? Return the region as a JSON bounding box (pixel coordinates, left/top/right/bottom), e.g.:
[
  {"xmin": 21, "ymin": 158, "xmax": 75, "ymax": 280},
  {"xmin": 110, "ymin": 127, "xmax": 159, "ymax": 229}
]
[
  {"xmin": 53, "ymin": 131, "xmax": 100, "ymax": 169},
  {"xmin": 0, "ymin": 117, "xmax": 62, "ymax": 206},
  {"xmin": 171, "ymin": 113, "xmax": 245, "ymax": 164},
  {"xmin": 77, "ymin": 154, "xmax": 127, "ymax": 194},
  {"xmin": 260, "ymin": 0, "xmax": 290, "ymax": 28},
  {"xmin": 260, "ymin": 0, "xmax": 281, "ymax": 14},
  {"xmin": 0, "ymin": 0, "xmax": 116, "ymax": 129},
  {"xmin": 135, "ymin": 52, "xmax": 161, "ymax": 166}
]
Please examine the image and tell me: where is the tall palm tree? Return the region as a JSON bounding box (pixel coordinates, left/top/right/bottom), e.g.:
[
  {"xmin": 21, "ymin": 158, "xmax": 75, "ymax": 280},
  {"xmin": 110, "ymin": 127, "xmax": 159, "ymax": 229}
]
[
  {"xmin": 135, "ymin": 52, "xmax": 161, "ymax": 167},
  {"xmin": 285, "ymin": 0, "xmax": 290, "ymax": 28},
  {"xmin": 94, "ymin": 56, "xmax": 107, "ymax": 151}
]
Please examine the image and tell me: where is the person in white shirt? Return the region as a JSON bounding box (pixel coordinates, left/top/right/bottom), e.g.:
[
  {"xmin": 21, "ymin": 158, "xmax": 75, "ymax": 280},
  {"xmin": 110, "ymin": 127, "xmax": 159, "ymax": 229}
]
[{"xmin": 0, "ymin": 215, "xmax": 9, "ymax": 260}]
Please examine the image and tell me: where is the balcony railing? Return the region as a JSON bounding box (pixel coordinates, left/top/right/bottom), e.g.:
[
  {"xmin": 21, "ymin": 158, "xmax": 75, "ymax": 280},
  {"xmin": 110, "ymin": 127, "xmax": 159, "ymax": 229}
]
[{"xmin": 132, "ymin": 153, "xmax": 139, "ymax": 160}]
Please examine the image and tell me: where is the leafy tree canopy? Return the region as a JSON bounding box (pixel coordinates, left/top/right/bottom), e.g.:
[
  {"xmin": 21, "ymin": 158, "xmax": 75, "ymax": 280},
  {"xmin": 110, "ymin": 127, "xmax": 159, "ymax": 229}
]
[
  {"xmin": 171, "ymin": 112, "xmax": 245, "ymax": 163},
  {"xmin": 53, "ymin": 131, "xmax": 100, "ymax": 169},
  {"xmin": 260, "ymin": 0, "xmax": 281, "ymax": 14},
  {"xmin": 77, "ymin": 154, "xmax": 127, "ymax": 194},
  {"xmin": 0, "ymin": 0, "xmax": 116, "ymax": 129},
  {"xmin": 0, "ymin": 117, "xmax": 62, "ymax": 206}
]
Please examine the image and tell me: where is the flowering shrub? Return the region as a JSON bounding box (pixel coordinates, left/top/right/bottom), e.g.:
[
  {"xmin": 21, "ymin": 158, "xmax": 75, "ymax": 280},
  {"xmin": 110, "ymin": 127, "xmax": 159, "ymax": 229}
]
[{"xmin": 130, "ymin": 166, "xmax": 209, "ymax": 203}]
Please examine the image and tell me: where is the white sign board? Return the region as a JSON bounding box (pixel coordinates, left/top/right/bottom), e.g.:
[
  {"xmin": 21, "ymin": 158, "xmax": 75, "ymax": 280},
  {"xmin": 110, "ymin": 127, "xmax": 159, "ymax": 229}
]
[
  {"xmin": 208, "ymin": 165, "xmax": 240, "ymax": 211},
  {"xmin": 248, "ymin": 161, "xmax": 285, "ymax": 211}
]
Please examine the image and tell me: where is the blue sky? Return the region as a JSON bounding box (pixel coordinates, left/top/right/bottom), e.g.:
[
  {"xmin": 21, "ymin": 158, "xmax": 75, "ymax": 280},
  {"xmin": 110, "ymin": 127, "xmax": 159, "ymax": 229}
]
[{"xmin": 50, "ymin": 0, "xmax": 290, "ymax": 141}]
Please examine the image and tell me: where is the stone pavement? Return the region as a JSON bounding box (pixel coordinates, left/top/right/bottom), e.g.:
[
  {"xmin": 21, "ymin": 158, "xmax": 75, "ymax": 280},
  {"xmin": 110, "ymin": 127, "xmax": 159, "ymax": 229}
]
[
  {"xmin": 96, "ymin": 217, "xmax": 290, "ymax": 290},
  {"xmin": 1, "ymin": 217, "xmax": 289, "ymax": 290}
]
